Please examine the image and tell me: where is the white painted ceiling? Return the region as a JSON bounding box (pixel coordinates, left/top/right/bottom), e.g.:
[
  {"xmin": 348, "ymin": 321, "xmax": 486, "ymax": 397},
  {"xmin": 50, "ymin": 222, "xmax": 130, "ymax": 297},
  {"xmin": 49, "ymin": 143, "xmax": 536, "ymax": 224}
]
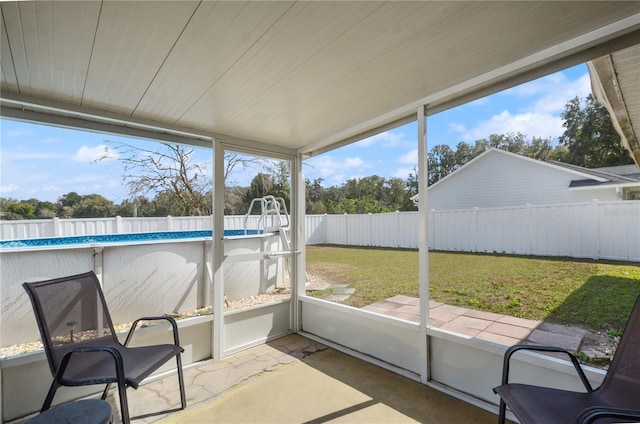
[{"xmin": 1, "ymin": 1, "xmax": 639, "ymax": 156}]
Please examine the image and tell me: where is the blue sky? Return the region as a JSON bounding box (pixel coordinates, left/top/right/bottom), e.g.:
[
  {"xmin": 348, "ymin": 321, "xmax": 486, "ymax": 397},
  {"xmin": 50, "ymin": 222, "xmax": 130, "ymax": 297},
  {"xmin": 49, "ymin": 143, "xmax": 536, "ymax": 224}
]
[{"xmin": 1, "ymin": 64, "xmax": 591, "ymax": 204}]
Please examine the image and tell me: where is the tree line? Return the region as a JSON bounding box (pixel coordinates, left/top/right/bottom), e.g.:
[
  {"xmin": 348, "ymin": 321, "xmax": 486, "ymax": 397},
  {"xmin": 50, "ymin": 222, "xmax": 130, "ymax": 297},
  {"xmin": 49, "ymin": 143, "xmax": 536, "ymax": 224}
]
[{"xmin": 1, "ymin": 94, "xmax": 633, "ymax": 220}]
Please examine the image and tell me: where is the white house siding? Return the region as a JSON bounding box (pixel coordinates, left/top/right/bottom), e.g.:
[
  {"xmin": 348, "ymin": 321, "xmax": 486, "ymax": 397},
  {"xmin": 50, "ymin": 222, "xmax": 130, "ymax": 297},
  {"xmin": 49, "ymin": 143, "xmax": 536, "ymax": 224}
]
[{"xmin": 427, "ymin": 150, "xmax": 619, "ymax": 210}]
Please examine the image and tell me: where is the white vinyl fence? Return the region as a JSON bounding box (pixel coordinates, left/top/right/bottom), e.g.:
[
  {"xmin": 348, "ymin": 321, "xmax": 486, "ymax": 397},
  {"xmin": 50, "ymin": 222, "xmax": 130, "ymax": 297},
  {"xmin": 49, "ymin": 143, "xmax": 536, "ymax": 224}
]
[{"xmin": 2, "ymin": 200, "xmax": 639, "ymax": 261}]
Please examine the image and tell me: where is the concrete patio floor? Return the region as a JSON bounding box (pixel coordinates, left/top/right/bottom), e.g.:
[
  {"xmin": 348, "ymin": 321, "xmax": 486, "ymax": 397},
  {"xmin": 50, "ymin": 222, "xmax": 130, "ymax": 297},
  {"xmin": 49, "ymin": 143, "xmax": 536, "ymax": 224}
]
[{"xmin": 103, "ymin": 334, "xmax": 497, "ymax": 424}]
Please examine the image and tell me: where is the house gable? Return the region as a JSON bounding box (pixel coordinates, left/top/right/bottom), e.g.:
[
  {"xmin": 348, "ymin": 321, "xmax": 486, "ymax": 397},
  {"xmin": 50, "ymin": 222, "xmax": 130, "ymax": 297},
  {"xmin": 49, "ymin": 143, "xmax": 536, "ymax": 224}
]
[{"xmin": 426, "ymin": 149, "xmax": 622, "ymax": 210}]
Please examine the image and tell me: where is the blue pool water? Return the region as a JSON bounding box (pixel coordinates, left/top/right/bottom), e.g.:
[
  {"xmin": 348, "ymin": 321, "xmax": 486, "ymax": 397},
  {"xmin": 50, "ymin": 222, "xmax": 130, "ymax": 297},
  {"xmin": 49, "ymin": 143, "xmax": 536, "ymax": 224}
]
[{"xmin": 0, "ymin": 229, "xmax": 262, "ymax": 249}]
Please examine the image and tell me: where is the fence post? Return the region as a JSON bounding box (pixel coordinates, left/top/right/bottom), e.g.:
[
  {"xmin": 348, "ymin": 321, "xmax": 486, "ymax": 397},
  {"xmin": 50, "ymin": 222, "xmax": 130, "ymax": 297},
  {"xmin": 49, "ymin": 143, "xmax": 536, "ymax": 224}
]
[
  {"xmin": 368, "ymin": 213, "xmax": 373, "ymax": 247},
  {"xmin": 323, "ymin": 214, "xmax": 328, "ymax": 244},
  {"xmin": 116, "ymin": 216, "xmax": 123, "ymax": 233},
  {"xmin": 167, "ymin": 215, "xmax": 173, "ymax": 231},
  {"xmin": 396, "ymin": 210, "xmax": 401, "ymax": 248},
  {"xmin": 592, "ymin": 199, "xmax": 600, "ymax": 260},
  {"xmin": 53, "ymin": 217, "xmax": 61, "ymax": 237},
  {"xmin": 526, "ymin": 203, "xmax": 532, "ymax": 256},
  {"xmin": 428, "ymin": 209, "xmax": 435, "ymax": 250},
  {"xmin": 344, "ymin": 213, "xmax": 348, "ymax": 246},
  {"xmin": 474, "ymin": 207, "xmax": 479, "ymax": 253}
]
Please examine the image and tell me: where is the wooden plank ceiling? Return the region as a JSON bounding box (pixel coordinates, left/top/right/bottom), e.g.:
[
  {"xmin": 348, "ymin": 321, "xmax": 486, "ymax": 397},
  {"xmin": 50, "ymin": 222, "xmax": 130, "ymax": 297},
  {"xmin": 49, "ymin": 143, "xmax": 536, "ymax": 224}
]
[{"xmin": 1, "ymin": 1, "xmax": 639, "ymax": 156}]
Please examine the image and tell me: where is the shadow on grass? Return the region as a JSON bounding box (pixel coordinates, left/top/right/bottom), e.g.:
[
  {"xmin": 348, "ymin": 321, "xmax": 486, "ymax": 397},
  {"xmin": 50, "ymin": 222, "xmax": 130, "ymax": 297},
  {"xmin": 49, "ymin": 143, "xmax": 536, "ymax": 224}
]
[{"xmin": 546, "ymin": 276, "xmax": 640, "ymax": 332}]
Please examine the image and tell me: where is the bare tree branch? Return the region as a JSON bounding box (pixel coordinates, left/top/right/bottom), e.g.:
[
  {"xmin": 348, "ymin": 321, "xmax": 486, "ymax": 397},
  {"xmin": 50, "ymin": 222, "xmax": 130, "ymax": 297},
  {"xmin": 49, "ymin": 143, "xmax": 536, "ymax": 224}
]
[{"xmin": 95, "ymin": 141, "xmax": 211, "ymax": 215}]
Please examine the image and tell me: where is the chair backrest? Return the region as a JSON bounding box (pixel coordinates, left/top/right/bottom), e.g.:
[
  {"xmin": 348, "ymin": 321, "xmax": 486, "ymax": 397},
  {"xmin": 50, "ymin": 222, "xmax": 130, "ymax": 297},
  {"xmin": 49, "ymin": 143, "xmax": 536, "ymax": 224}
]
[
  {"xmin": 23, "ymin": 271, "xmax": 119, "ymax": 376},
  {"xmin": 599, "ymin": 294, "xmax": 640, "ymax": 407}
]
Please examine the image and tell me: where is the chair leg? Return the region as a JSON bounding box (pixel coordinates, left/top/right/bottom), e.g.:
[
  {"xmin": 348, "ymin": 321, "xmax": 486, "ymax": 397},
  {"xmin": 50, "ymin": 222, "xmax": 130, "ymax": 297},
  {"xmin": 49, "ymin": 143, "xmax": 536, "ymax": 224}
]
[
  {"xmin": 41, "ymin": 380, "xmax": 60, "ymax": 412},
  {"xmin": 176, "ymin": 353, "xmax": 187, "ymax": 410},
  {"xmin": 498, "ymin": 399, "xmax": 506, "ymax": 424},
  {"xmin": 101, "ymin": 382, "xmax": 112, "ymax": 400},
  {"xmin": 116, "ymin": 380, "xmax": 130, "ymax": 424}
]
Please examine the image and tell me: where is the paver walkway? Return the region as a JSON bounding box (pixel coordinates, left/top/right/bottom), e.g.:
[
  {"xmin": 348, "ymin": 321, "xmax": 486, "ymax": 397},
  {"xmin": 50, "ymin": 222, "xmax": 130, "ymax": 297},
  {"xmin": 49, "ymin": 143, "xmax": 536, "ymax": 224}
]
[{"xmin": 363, "ymin": 295, "xmax": 588, "ymax": 352}]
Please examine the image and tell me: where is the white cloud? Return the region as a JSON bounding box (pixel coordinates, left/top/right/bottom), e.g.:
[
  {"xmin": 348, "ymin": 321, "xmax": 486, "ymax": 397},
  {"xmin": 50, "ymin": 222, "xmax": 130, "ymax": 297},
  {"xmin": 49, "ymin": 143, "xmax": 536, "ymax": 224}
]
[
  {"xmin": 0, "ymin": 183, "xmax": 19, "ymax": 193},
  {"xmin": 459, "ymin": 110, "xmax": 563, "ymax": 141},
  {"xmin": 332, "ymin": 173, "xmax": 346, "ymax": 183},
  {"xmin": 527, "ymin": 73, "xmax": 591, "ymax": 115},
  {"xmin": 452, "ymin": 71, "xmax": 590, "ymax": 142},
  {"xmin": 392, "ymin": 167, "xmax": 415, "ymax": 180},
  {"xmin": 344, "ymin": 157, "xmax": 365, "ymax": 168},
  {"xmin": 505, "ymin": 72, "xmax": 590, "ymax": 107},
  {"xmin": 448, "ymin": 122, "xmax": 466, "ymax": 133},
  {"xmin": 305, "ymin": 155, "xmax": 373, "ymax": 185},
  {"xmin": 398, "ymin": 149, "xmax": 418, "ymax": 165},
  {"xmin": 73, "ymin": 145, "xmax": 118, "ymax": 162},
  {"xmin": 42, "ymin": 185, "xmax": 59, "ymax": 192}
]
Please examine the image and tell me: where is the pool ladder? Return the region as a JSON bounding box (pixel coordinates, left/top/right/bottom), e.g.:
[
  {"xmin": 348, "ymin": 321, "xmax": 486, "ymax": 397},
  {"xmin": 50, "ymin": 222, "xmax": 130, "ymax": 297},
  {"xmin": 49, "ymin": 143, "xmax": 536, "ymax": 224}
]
[
  {"xmin": 243, "ymin": 195, "xmax": 290, "ymax": 235},
  {"xmin": 243, "ymin": 196, "xmax": 295, "ymax": 280}
]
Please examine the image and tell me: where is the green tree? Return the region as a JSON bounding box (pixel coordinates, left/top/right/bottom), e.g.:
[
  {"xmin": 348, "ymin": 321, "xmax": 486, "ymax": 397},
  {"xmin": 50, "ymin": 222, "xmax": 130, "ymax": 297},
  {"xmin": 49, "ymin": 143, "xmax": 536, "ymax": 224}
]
[
  {"xmin": 0, "ymin": 198, "xmax": 36, "ymax": 219},
  {"xmin": 72, "ymin": 194, "xmax": 116, "ymax": 218},
  {"xmin": 427, "ymin": 145, "xmax": 457, "ymax": 185},
  {"xmin": 151, "ymin": 192, "xmax": 185, "ymax": 216},
  {"xmin": 58, "ymin": 192, "xmax": 83, "ymax": 211},
  {"xmin": 242, "ymin": 161, "xmax": 291, "ymax": 213},
  {"xmin": 114, "ymin": 196, "xmax": 157, "ymax": 217},
  {"xmin": 268, "ymin": 162, "xmax": 291, "ymax": 209},
  {"xmin": 224, "ymin": 186, "xmax": 249, "ymax": 215},
  {"xmin": 559, "ymin": 95, "xmax": 634, "ymax": 167},
  {"xmin": 305, "ymin": 178, "xmax": 327, "ymax": 214},
  {"xmin": 244, "ymin": 173, "xmax": 275, "ymax": 207},
  {"xmin": 382, "ymin": 177, "xmax": 407, "ymax": 211},
  {"xmin": 35, "ymin": 200, "xmax": 58, "ymax": 218},
  {"xmin": 403, "ymin": 168, "xmax": 419, "ymax": 210}
]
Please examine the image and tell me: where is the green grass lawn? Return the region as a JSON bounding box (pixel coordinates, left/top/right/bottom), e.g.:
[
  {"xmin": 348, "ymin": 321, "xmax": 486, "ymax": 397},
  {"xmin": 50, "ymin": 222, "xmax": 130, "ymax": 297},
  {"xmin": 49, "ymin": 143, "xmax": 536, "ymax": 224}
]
[{"xmin": 306, "ymin": 245, "xmax": 640, "ymax": 333}]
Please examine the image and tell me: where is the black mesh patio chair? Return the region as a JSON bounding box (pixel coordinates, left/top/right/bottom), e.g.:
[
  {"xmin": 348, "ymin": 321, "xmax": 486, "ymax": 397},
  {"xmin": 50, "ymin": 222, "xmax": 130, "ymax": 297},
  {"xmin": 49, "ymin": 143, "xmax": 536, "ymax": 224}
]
[
  {"xmin": 23, "ymin": 271, "xmax": 187, "ymax": 424},
  {"xmin": 493, "ymin": 295, "xmax": 640, "ymax": 424}
]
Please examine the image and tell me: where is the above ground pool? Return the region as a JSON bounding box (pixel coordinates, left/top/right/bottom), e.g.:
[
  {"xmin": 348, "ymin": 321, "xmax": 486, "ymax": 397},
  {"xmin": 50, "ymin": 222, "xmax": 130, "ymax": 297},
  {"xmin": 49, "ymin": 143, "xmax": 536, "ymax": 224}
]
[{"xmin": 0, "ymin": 229, "xmax": 263, "ymax": 249}]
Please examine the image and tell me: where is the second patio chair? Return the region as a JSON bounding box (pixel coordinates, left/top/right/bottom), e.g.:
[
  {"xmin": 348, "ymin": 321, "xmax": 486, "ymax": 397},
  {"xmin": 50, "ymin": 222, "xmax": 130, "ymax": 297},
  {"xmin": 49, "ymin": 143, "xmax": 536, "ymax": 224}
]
[
  {"xmin": 493, "ymin": 295, "xmax": 640, "ymax": 424},
  {"xmin": 23, "ymin": 271, "xmax": 187, "ymax": 424}
]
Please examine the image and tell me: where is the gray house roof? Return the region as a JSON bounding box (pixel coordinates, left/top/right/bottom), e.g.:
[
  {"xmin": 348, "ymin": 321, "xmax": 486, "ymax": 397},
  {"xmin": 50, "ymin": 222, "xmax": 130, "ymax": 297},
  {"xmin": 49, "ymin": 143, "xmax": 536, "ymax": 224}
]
[{"xmin": 550, "ymin": 162, "xmax": 640, "ymax": 188}]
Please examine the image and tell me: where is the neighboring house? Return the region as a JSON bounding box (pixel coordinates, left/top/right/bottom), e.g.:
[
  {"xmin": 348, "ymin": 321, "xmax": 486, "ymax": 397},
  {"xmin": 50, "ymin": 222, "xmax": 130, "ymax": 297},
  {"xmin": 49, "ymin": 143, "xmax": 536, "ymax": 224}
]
[{"xmin": 412, "ymin": 148, "xmax": 640, "ymax": 210}]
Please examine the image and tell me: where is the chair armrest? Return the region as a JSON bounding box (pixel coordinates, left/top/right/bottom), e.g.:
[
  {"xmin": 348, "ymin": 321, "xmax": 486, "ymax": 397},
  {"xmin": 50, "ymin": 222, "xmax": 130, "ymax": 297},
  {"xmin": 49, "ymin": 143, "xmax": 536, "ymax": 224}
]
[
  {"xmin": 577, "ymin": 406, "xmax": 640, "ymax": 424},
  {"xmin": 124, "ymin": 316, "xmax": 180, "ymax": 347},
  {"xmin": 56, "ymin": 346, "xmax": 126, "ymax": 386},
  {"xmin": 500, "ymin": 344, "xmax": 594, "ymax": 392}
]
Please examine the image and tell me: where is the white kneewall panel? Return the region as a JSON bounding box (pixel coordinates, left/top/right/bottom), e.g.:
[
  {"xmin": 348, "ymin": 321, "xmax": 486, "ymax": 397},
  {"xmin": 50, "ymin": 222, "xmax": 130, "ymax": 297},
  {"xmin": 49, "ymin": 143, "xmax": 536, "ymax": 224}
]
[
  {"xmin": 428, "ymin": 328, "xmax": 606, "ymax": 405},
  {"xmin": 223, "ymin": 302, "xmax": 292, "ymax": 356},
  {"xmin": 300, "ymin": 297, "xmax": 421, "ymax": 374}
]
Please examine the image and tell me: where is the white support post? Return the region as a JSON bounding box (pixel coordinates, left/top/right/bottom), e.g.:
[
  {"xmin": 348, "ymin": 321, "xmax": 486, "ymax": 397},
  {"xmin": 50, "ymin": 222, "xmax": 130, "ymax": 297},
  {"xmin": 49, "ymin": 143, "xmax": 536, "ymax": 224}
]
[
  {"xmin": 417, "ymin": 105, "xmax": 430, "ymax": 384},
  {"xmin": 292, "ymin": 154, "xmax": 306, "ymax": 332},
  {"xmin": 212, "ymin": 139, "xmax": 225, "ymax": 361}
]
